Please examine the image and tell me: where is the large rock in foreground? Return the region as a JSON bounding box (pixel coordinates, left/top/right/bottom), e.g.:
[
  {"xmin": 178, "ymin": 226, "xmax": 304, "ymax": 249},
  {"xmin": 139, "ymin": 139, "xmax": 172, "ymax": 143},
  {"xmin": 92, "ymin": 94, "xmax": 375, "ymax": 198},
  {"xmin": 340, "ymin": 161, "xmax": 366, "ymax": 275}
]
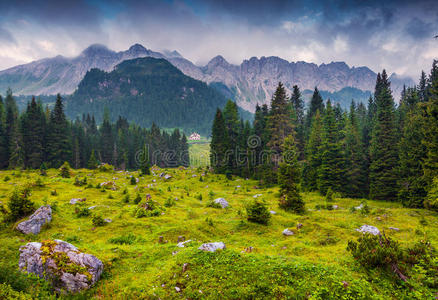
[
  {"xmin": 19, "ymin": 240, "xmax": 103, "ymax": 293},
  {"xmin": 356, "ymin": 225, "xmax": 380, "ymax": 236},
  {"xmin": 16, "ymin": 205, "xmax": 52, "ymax": 235},
  {"xmin": 214, "ymin": 198, "xmax": 229, "ymax": 208}
]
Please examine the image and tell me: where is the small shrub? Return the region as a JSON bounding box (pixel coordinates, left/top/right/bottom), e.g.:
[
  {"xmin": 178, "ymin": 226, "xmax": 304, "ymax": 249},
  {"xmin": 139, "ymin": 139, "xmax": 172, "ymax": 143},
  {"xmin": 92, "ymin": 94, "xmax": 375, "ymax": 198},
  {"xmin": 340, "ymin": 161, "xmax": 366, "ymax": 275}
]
[
  {"xmin": 34, "ymin": 177, "xmax": 45, "ymax": 187},
  {"xmin": 39, "ymin": 163, "xmax": 47, "ymax": 176},
  {"xmin": 108, "ymin": 193, "xmax": 114, "ymax": 199},
  {"xmin": 205, "ymin": 217, "xmax": 214, "ymax": 226},
  {"xmin": 3, "ymin": 176, "xmax": 10, "ymax": 182},
  {"xmin": 225, "ymin": 171, "xmax": 232, "ymax": 180},
  {"xmin": 97, "ymin": 163, "xmax": 113, "ymax": 172},
  {"xmin": 246, "ymin": 199, "xmax": 271, "ymax": 225},
  {"xmin": 59, "ymin": 161, "xmax": 71, "ymax": 178},
  {"xmin": 50, "ymin": 190, "xmax": 58, "ymax": 196},
  {"xmin": 122, "ymin": 188, "xmax": 128, "ymax": 195},
  {"xmin": 130, "ymin": 176, "xmax": 137, "ymax": 185},
  {"xmin": 206, "ymin": 199, "xmax": 222, "ymax": 209},
  {"xmin": 92, "ymin": 215, "xmax": 106, "ymax": 227},
  {"xmin": 134, "ymin": 194, "xmax": 142, "ymax": 204},
  {"xmin": 123, "ymin": 194, "xmax": 130, "ymax": 203},
  {"xmin": 325, "ymin": 188, "xmax": 334, "ymax": 202},
  {"xmin": 109, "ymin": 233, "xmax": 138, "ymax": 245},
  {"xmin": 164, "ymin": 197, "xmax": 175, "ymax": 207},
  {"xmin": 197, "ymin": 194, "xmax": 203, "ymax": 201},
  {"xmin": 75, "ymin": 205, "xmax": 91, "ymax": 217},
  {"xmin": 135, "ymin": 200, "xmax": 163, "ymax": 218},
  {"xmin": 347, "ymin": 232, "xmax": 406, "ymax": 281},
  {"xmin": 74, "ymin": 176, "xmax": 87, "ymax": 186},
  {"xmin": 7, "ymin": 187, "xmax": 35, "ymax": 222}
]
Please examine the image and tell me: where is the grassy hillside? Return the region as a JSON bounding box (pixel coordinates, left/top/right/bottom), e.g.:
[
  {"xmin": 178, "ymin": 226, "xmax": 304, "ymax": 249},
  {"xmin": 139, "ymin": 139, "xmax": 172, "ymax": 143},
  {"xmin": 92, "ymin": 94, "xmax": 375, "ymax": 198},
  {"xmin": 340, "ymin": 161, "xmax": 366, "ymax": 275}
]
[{"xmin": 0, "ymin": 168, "xmax": 437, "ymax": 299}]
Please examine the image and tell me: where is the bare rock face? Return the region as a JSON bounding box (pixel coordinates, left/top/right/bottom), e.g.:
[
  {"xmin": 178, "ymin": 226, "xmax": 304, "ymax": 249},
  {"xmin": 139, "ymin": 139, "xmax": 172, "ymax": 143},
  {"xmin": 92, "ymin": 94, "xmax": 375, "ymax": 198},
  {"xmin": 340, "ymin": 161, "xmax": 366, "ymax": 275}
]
[
  {"xmin": 198, "ymin": 242, "xmax": 226, "ymax": 252},
  {"xmin": 16, "ymin": 205, "xmax": 52, "ymax": 235},
  {"xmin": 282, "ymin": 229, "xmax": 294, "ymax": 236},
  {"xmin": 19, "ymin": 240, "xmax": 103, "ymax": 293}
]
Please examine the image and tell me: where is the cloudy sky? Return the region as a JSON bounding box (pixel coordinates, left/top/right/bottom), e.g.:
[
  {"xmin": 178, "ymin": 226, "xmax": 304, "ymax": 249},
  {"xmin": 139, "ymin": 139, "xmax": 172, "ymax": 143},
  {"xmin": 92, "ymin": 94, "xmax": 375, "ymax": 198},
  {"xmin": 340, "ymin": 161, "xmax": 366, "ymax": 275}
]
[{"xmin": 0, "ymin": 0, "xmax": 437, "ymax": 79}]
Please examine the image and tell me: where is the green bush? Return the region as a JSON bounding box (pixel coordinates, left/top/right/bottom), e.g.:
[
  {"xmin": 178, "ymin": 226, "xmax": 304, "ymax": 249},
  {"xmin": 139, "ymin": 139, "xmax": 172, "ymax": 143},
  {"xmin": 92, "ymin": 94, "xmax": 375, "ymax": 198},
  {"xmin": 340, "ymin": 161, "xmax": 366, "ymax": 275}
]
[
  {"xmin": 97, "ymin": 163, "xmax": 113, "ymax": 172},
  {"xmin": 123, "ymin": 194, "xmax": 130, "ymax": 203},
  {"xmin": 206, "ymin": 200, "xmax": 222, "ymax": 209},
  {"xmin": 425, "ymin": 177, "xmax": 438, "ymax": 211},
  {"xmin": 246, "ymin": 199, "xmax": 271, "ymax": 225},
  {"xmin": 7, "ymin": 187, "xmax": 35, "ymax": 222},
  {"xmin": 74, "ymin": 176, "xmax": 87, "ymax": 186},
  {"xmin": 3, "ymin": 176, "xmax": 10, "ymax": 182},
  {"xmin": 75, "ymin": 205, "xmax": 91, "ymax": 217},
  {"xmin": 325, "ymin": 188, "xmax": 334, "ymax": 202},
  {"xmin": 134, "ymin": 194, "xmax": 142, "ymax": 204},
  {"xmin": 130, "ymin": 176, "xmax": 137, "ymax": 185},
  {"xmin": 108, "ymin": 233, "xmax": 138, "ymax": 245},
  {"xmin": 164, "ymin": 197, "xmax": 175, "ymax": 207},
  {"xmin": 39, "ymin": 163, "xmax": 47, "ymax": 176},
  {"xmin": 58, "ymin": 161, "xmax": 71, "ymax": 178},
  {"xmin": 92, "ymin": 215, "xmax": 106, "ymax": 226}
]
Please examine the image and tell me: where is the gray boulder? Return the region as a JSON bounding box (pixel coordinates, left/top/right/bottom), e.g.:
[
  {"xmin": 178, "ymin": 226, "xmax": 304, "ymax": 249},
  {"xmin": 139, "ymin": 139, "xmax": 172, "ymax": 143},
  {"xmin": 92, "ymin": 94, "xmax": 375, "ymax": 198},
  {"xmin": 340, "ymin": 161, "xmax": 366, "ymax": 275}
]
[
  {"xmin": 70, "ymin": 198, "xmax": 86, "ymax": 205},
  {"xmin": 198, "ymin": 242, "xmax": 226, "ymax": 252},
  {"xmin": 19, "ymin": 240, "xmax": 103, "ymax": 293},
  {"xmin": 214, "ymin": 198, "xmax": 229, "ymax": 208},
  {"xmin": 356, "ymin": 225, "xmax": 380, "ymax": 235},
  {"xmin": 282, "ymin": 228, "xmax": 294, "ymax": 236},
  {"xmin": 16, "ymin": 205, "xmax": 52, "ymax": 235}
]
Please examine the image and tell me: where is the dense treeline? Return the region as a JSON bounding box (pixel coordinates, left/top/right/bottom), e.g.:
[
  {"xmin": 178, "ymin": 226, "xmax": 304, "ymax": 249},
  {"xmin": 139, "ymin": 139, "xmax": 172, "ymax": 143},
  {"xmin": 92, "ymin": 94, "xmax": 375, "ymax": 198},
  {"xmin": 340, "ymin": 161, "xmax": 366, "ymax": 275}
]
[
  {"xmin": 0, "ymin": 92, "xmax": 189, "ymax": 170},
  {"xmin": 211, "ymin": 60, "xmax": 438, "ymax": 211}
]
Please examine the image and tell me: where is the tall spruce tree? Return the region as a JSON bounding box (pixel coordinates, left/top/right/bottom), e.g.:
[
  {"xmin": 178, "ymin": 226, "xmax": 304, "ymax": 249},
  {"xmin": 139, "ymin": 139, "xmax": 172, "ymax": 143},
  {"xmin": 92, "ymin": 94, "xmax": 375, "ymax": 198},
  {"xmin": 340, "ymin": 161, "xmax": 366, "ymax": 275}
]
[
  {"xmin": 21, "ymin": 97, "xmax": 46, "ymax": 168},
  {"xmin": 5, "ymin": 90, "xmax": 23, "ymax": 168},
  {"xmin": 223, "ymin": 100, "xmax": 240, "ymax": 173},
  {"xmin": 344, "ymin": 101, "xmax": 367, "ymax": 198},
  {"xmin": 302, "ymin": 110, "xmax": 323, "ymax": 191},
  {"xmin": 317, "ymin": 100, "xmax": 345, "ymax": 195},
  {"xmin": 278, "ymin": 135, "xmax": 304, "ymax": 213},
  {"xmin": 210, "ymin": 108, "xmax": 228, "ymax": 173},
  {"xmin": 305, "ymin": 87, "xmax": 324, "ymax": 137},
  {"xmin": 369, "ymin": 71, "xmax": 399, "ymax": 201},
  {"xmin": 290, "ymin": 85, "xmax": 305, "ymax": 159},
  {"xmin": 0, "ymin": 96, "xmax": 7, "ymax": 168},
  {"xmin": 46, "ymin": 94, "xmax": 71, "ymax": 168},
  {"xmin": 267, "ymin": 82, "xmax": 294, "ymax": 158}
]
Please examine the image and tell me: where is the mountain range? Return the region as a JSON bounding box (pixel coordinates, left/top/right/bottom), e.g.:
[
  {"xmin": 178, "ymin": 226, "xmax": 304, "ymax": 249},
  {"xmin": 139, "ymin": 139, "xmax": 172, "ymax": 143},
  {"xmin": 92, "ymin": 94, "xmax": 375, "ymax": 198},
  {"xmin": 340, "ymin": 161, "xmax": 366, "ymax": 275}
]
[{"xmin": 0, "ymin": 43, "xmax": 414, "ymax": 112}]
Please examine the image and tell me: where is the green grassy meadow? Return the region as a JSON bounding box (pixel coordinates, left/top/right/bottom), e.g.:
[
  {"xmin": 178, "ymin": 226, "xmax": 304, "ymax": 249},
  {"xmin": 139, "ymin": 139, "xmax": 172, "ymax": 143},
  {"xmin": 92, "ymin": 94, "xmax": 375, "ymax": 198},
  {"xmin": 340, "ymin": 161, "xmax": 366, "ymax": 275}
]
[{"xmin": 0, "ymin": 165, "xmax": 437, "ymax": 299}]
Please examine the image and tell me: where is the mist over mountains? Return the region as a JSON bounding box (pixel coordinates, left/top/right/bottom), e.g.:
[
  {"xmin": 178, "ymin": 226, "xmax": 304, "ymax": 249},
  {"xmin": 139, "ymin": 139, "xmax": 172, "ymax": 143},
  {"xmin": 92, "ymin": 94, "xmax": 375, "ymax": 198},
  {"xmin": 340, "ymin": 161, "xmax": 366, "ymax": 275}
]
[{"xmin": 0, "ymin": 43, "xmax": 414, "ymax": 111}]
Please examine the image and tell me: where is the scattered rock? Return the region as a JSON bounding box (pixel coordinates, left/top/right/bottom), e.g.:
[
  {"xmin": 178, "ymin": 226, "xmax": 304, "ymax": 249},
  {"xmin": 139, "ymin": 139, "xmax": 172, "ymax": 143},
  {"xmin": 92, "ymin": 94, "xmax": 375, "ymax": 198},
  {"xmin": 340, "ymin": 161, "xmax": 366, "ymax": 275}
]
[
  {"xmin": 269, "ymin": 210, "xmax": 276, "ymax": 215},
  {"xmin": 356, "ymin": 225, "xmax": 380, "ymax": 235},
  {"xmin": 177, "ymin": 236, "xmax": 185, "ymax": 243},
  {"xmin": 214, "ymin": 198, "xmax": 229, "ymax": 208},
  {"xmin": 177, "ymin": 240, "xmax": 192, "ymax": 248},
  {"xmin": 88, "ymin": 206, "xmax": 97, "ymax": 210},
  {"xmin": 19, "ymin": 240, "xmax": 103, "ymax": 293},
  {"xmin": 332, "ymin": 205, "xmax": 339, "ymax": 210},
  {"xmin": 198, "ymin": 242, "xmax": 226, "ymax": 252},
  {"xmin": 389, "ymin": 227, "xmax": 400, "ymax": 231},
  {"xmin": 182, "ymin": 263, "xmax": 189, "ymax": 273},
  {"xmin": 104, "ymin": 219, "xmax": 112, "ymax": 223},
  {"xmin": 192, "ymin": 174, "xmax": 197, "ymax": 177},
  {"xmin": 158, "ymin": 236, "xmax": 168, "ymax": 244},
  {"xmin": 282, "ymin": 229, "xmax": 294, "ymax": 236},
  {"xmin": 16, "ymin": 205, "xmax": 52, "ymax": 235},
  {"xmin": 296, "ymin": 223, "xmax": 303, "ymax": 230},
  {"xmin": 355, "ymin": 203, "xmax": 364, "ymax": 210},
  {"xmin": 175, "ymin": 286, "xmax": 181, "ymax": 292},
  {"xmin": 100, "ymin": 181, "xmax": 117, "ymax": 190},
  {"xmin": 70, "ymin": 198, "xmax": 86, "ymax": 205},
  {"xmin": 253, "ymin": 194, "xmax": 263, "ymax": 198}
]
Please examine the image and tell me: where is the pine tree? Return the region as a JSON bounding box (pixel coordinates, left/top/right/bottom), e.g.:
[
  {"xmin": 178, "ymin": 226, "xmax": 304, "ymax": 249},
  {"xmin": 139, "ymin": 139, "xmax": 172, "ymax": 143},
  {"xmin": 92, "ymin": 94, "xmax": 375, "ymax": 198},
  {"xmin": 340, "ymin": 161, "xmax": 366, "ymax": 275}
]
[
  {"xmin": 278, "ymin": 135, "xmax": 304, "ymax": 213},
  {"xmin": 267, "ymin": 82, "xmax": 294, "ymax": 159},
  {"xmin": 139, "ymin": 143, "xmax": 151, "ymax": 175},
  {"xmin": 398, "ymin": 103, "xmax": 427, "ymax": 207},
  {"xmin": 21, "ymin": 97, "xmax": 46, "ymax": 168},
  {"xmin": 305, "ymin": 87, "xmax": 324, "ymax": 137},
  {"xmin": 290, "ymin": 85, "xmax": 305, "ymax": 159},
  {"xmin": 344, "ymin": 102, "xmax": 368, "ymax": 198},
  {"xmin": 302, "ymin": 110, "xmax": 323, "ymax": 191},
  {"xmin": 100, "ymin": 108, "xmax": 113, "ymax": 164},
  {"xmin": 369, "ymin": 71, "xmax": 399, "ymax": 201},
  {"xmin": 210, "ymin": 108, "xmax": 228, "ymax": 173},
  {"xmin": 0, "ymin": 95, "xmax": 7, "ymax": 168},
  {"xmin": 46, "ymin": 94, "xmax": 71, "ymax": 168},
  {"xmin": 318, "ymin": 100, "xmax": 344, "ymax": 195},
  {"xmin": 223, "ymin": 100, "xmax": 240, "ymax": 173},
  {"xmin": 5, "ymin": 90, "xmax": 23, "ymax": 168},
  {"xmin": 422, "ymin": 62, "xmax": 438, "ymax": 188},
  {"xmin": 418, "ymin": 71, "xmax": 427, "ymax": 102},
  {"xmin": 88, "ymin": 149, "xmax": 98, "ymax": 169}
]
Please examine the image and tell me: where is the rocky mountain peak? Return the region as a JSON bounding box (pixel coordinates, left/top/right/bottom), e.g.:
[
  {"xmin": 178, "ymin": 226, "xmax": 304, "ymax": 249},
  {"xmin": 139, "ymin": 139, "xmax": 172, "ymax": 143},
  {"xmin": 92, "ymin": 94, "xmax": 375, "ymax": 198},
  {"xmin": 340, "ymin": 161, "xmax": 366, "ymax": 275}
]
[{"xmin": 127, "ymin": 43, "xmax": 148, "ymax": 54}]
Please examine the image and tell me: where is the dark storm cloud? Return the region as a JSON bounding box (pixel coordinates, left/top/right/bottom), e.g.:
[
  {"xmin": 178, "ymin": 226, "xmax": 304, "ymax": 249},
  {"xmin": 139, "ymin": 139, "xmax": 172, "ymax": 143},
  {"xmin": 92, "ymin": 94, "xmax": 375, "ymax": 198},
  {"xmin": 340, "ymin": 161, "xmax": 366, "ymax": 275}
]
[
  {"xmin": 0, "ymin": 0, "xmax": 436, "ymax": 77},
  {"xmin": 405, "ymin": 18, "xmax": 435, "ymax": 40}
]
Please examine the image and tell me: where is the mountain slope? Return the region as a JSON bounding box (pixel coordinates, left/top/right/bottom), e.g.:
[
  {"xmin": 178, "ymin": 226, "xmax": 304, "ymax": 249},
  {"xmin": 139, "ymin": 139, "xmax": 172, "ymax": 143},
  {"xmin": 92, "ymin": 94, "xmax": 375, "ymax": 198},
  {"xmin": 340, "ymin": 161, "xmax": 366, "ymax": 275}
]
[
  {"xmin": 65, "ymin": 57, "xmax": 228, "ymax": 134},
  {"xmin": 0, "ymin": 43, "xmax": 414, "ymax": 112}
]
